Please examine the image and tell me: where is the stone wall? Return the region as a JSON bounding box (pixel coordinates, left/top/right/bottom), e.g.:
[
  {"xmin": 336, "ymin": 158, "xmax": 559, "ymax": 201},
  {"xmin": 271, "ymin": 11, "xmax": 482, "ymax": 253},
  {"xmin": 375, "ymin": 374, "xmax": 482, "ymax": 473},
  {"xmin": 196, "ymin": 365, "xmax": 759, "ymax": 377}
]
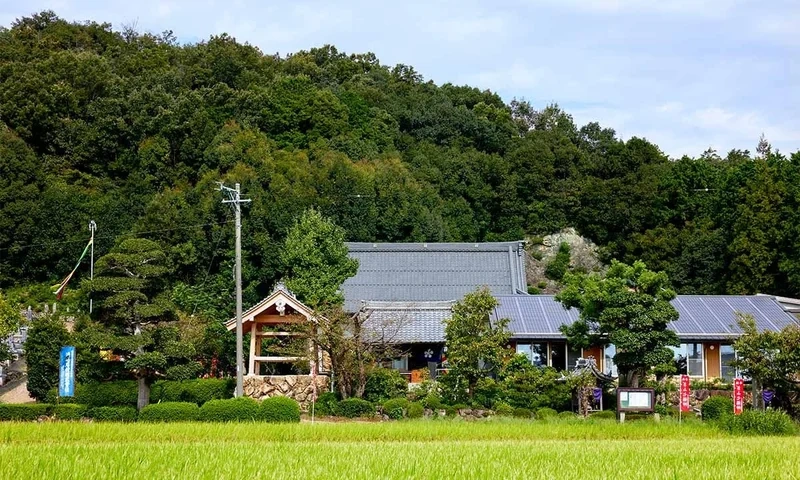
[{"xmin": 243, "ymin": 375, "xmax": 329, "ymax": 411}]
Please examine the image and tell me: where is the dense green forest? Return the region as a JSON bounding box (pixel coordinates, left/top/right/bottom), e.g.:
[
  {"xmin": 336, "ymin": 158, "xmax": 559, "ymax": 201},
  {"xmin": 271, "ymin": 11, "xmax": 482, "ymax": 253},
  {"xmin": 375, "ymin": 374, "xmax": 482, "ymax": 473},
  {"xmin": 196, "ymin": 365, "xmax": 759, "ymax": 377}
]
[{"xmin": 2, "ymin": 11, "xmax": 800, "ymax": 316}]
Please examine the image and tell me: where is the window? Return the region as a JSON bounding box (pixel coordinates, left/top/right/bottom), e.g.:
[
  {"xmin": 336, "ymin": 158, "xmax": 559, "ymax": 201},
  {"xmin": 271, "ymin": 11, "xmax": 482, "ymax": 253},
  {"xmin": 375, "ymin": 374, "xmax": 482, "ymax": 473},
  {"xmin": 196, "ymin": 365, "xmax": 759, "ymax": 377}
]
[
  {"xmin": 720, "ymin": 345, "xmax": 736, "ymax": 382},
  {"xmin": 516, "ymin": 344, "xmax": 532, "ymax": 363},
  {"xmin": 516, "ymin": 343, "xmax": 549, "ymax": 367},
  {"xmin": 686, "ymin": 343, "xmax": 704, "ymax": 377},
  {"xmin": 567, "ymin": 345, "xmax": 582, "ymax": 371},
  {"xmin": 550, "ymin": 342, "xmax": 567, "ymax": 371},
  {"xmin": 670, "ymin": 345, "xmax": 687, "ymax": 375},
  {"xmin": 604, "ymin": 344, "xmax": 618, "ymax": 377},
  {"xmin": 392, "ymin": 355, "xmax": 408, "ymax": 372}
]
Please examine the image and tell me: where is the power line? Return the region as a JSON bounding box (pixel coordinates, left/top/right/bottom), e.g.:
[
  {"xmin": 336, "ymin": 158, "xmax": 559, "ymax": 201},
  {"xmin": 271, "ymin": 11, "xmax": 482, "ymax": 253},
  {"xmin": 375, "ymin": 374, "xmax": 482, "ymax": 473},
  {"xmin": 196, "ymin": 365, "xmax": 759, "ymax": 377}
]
[{"xmin": 0, "ymin": 220, "xmax": 234, "ymax": 252}]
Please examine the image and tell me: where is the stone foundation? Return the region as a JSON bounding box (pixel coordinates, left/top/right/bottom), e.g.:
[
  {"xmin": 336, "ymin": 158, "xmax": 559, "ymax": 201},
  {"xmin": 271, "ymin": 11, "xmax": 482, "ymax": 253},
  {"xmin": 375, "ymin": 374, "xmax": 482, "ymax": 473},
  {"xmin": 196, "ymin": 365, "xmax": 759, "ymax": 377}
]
[{"xmin": 243, "ymin": 375, "xmax": 329, "ymax": 411}]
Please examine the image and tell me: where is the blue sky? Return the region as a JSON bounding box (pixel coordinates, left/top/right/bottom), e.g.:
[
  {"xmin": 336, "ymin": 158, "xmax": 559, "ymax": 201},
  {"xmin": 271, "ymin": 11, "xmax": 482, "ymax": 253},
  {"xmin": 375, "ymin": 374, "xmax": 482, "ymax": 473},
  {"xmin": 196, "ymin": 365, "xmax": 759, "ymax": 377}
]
[{"xmin": 2, "ymin": 0, "xmax": 798, "ymax": 158}]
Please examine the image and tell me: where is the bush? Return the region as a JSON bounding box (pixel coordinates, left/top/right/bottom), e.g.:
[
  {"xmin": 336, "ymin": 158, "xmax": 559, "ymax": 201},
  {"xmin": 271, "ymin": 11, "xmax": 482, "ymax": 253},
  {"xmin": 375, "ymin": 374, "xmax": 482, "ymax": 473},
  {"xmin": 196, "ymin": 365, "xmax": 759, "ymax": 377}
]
[
  {"xmin": 536, "ymin": 407, "xmax": 557, "ymax": 420},
  {"xmin": 702, "ymin": 396, "xmax": 733, "ymax": 421},
  {"xmin": 199, "ymin": 397, "xmax": 260, "ymax": 422},
  {"xmin": 88, "ymin": 406, "xmax": 137, "ymax": 422},
  {"xmin": 364, "ymin": 369, "xmax": 407, "ymax": 403},
  {"xmin": 720, "ymin": 410, "xmax": 796, "ymax": 436},
  {"xmin": 139, "ymin": 402, "xmax": 199, "ymax": 422},
  {"xmin": 494, "ymin": 402, "xmax": 514, "ymax": 416},
  {"xmin": 421, "ymin": 392, "xmax": 443, "ymax": 410},
  {"xmin": 336, "ymin": 398, "xmax": 374, "ymax": 418},
  {"xmin": 513, "ymin": 407, "xmax": 533, "ymax": 418},
  {"xmin": 474, "ymin": 377, "xmax": 502, "ymax": 409},
  {"xmin": 590, "ymin": 410, "xmax": 616, "ymax": 420},
  {"xmin": 544, "ymin": 243, "xmax": 571, "ymax": 281},
  {"xmin": 24, "ymin": 315, "xmax": 70, "ymax": 401},
  {"xmin": 0, "ymin": 403, "xmax": 51, "ymax": 421},
  {"xmin": 150, "ymin": 378, "xmax": 234, "ymax": 405},
  {"xmin": 260, "ymin": 396, "xmax": 301, "ymax": 423},
  {"xmin": 407, "ymin": 401, "xmax": 424, "ymax": 419},
  {"xmin": 47, "ymin": 381, "xmax": 138, "ymax": 407},
  {"xmin": 52, "ymin": 404, "xmax": 87, "ymax": 420},
  {"xmin": 500, "ymin": 364, "xmax": 571, "ymax": 412},
  {"xmin": 311, "ymin": 392, "xmax": 340, "ymax": 416},
  {"xmin": 383, "ymin": 398, "xmax": 409, "ymax": 420},
  {"xmin": 558, "ymin": 411, "xmax": 575, "ymax": 419}
]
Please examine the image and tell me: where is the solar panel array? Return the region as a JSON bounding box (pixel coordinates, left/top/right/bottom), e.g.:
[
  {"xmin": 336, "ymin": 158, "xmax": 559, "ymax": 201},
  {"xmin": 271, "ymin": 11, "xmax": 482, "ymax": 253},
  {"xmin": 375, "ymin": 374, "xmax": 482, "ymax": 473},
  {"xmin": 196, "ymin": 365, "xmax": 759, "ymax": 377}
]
[{"xmin": 493, "ymin": 295, "xmax": 799, "ymax": 340}]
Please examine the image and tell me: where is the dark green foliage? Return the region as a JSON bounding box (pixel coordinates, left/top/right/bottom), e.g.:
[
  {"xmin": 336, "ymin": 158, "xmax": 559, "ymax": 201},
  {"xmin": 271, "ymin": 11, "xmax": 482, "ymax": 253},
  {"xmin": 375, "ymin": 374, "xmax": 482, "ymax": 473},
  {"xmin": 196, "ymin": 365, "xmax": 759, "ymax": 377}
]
[
  {"xmin": 149, "ymin": 379, "xmax": 235, "ymax": 405},
  {"xmin": 558, "ymin": 411, "xmax": 576, "ymax": 419},
  {"xmin": 199, "ymin": 397, "xmax": 260, "ymax": 422},
  {"xmin": 590, "ymin": 410, "xmax": 617, "ymax": 420},
  {"xmin": 138, "ymin": 402, "xmax": 200, "ymax": 422},
  {"xmin": 46, "ymin": 381, "xmax": 138, "ymax": 407},
  {"xmin": 363, "ymin": 368, "xmax": 407, "ymax": 403},
  {"xmin": 499, "ymin": 359, "xmax": 572, "ymax": 412},
  {"xmin": 544, "ymin": 243, "xmax": 571, "ymax": 281},
  {"xmin": 702, "ymin": 396, "xmax": 734, "ymax": 421},
  {"xmin": 535, "ymin": 407, "xmax": 558, "ymax": 419},
  {"xmin": 445, "ymin": 403, "xmax": 469, "ymax": 417},
  {"xmin": 311, "ymin": 391, "xmax": 340, "ymax": 416},
  {"xmin": 0, "ymin": 403, "xmax": 50, "ymax": 421},
  {"xmin": 720, "ymin": 410, "xmax": 796, "ymax": 436},
  {"xmin": 421, "ymin": 393, "xmax": 443, "ymax": 410},
  {"xmin": 494, "ymin": 402, "xmax": 514, "ymax": 416},
  {"xmin": 87, "ymin": 406, "xmax": 138, "ymax": 422},
  {"xmin": 24, "ymin": 314, "xmax": 70, "ymax": 401},
  {"xmin": 336, "ymin": 398, "xmax": 374, "ymax": 418},
  {"xmin": 52, "ymin": 404, "xmax": 87, "ymax": 420},
  {"xmin": 383, "ymin": 398, "xmax": 409, "ymax": 420},
  {"xmin": 473, "ymin": 377, "xmax": 502, "ymax": 409},
  {"xmin": 259, "ymin": 396, "xmax": 301, "ymax": 423},
  {"xmin": 407, "ymin": 401, "xmax": 424, "ymax": 419},
  {"xmin": 512, "ymin": 407, "xmax": 533, "ymax": 418}
]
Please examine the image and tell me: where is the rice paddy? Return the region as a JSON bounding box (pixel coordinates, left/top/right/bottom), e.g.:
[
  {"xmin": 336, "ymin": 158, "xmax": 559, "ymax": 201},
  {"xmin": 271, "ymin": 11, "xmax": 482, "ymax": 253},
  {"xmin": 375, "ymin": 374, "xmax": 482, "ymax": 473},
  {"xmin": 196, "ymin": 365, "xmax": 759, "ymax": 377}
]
[{"xmin": 1, "ymin": 419, "xmax": 798, "ymax": 479}]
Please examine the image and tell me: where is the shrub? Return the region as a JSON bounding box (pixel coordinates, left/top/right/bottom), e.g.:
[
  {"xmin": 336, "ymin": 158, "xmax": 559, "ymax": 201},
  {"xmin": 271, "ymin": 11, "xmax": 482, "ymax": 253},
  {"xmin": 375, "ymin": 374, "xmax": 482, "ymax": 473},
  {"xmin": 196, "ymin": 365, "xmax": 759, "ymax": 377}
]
[
  {"xmin": 24, "ymin": 315, "xmax": 70, "ymax": 401},
  {"xmin": 336, "ymin": 398, "xmax": 374, "ymax": 418},
  {"xmin": 513, "ymin": 407, "xmax": 533, "ymax": 418},
  {"xmin": 260, "ymin": 396, "xmax": 301, "ymax": 423},
  {"xmin": 88, "ymin": 406, "xmax": 137, "ymax": 422},
  {"xmin": 720, "ymin": 409, "xmax": 796, "ymax": 436},
  {"xmin": 558, "ymin": 411, "xmax": 575, "ymax": 419},
  {"xmin": 150, "ymin": 378, "xmax": 234, "ymax": 405},
  {"xmin": 0, "ymin": 403, "xmax": 51, "ymax": 421},
  {"xmin": 474, "ymin": 377, "xmax": 502, "ymax": 409},
  {"xmin": 702, "ymin": 396, "xmax": 733, "ymax": 421},
  {"xmin": 139, "ymin": 402, "xmax": 199, "ymax": 422},
  {"xmin": 527, "ymin": 286, "xmax": 541, "ymax": 295},
  {"xmin": 500, "ymin": 364, "xmax": 571, "ymax": 412},
  {"xmin": 47, "ymin": 381, "xmax": 138, "ymax": 407},
  {"xmin": 364, "ymin": 369, "xmax": 407, "ymax": 403},
  {"xmin": 407, "ymin": 401, "xmax": 424, "ymax": 419},
  {"xmin": 536, "ymin": 407, "xmax": 557, "ymax": 420},
  {"xmin": 311, "ymin": 392, "xmax": 340, "ymax": 416},
  {"xmin": 199, "ymin": 397, "xmax": 260, "ymax": 422},
  {"xmin": 383, "ymin": 398, "xmax": 409, "ymax": 420},
  {"xmin": 590, "ymin": 410, "xmax": 616, "ymax": 420},
  {"xmin": 544, "ymin": 243, "xmax": 571, "ymax": 281},
  {"xmin": 421, "ymin": 392, "xmax": 443, "ymax": 410},
  {"xmin": 52, "ymin": 404, "xmax": 87, "ymax": 420},
  {"xmin": 494, "ymin": 402, "xmax": 514, "ymax": 416}
]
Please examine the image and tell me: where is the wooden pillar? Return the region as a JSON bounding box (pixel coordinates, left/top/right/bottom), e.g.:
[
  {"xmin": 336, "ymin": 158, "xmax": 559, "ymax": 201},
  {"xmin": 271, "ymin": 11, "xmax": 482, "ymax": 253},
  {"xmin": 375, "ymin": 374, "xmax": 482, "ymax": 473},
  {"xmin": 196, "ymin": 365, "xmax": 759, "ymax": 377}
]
[{"xmin": 248, "ymin": 322, "xmax": 257, "ymax": 375}]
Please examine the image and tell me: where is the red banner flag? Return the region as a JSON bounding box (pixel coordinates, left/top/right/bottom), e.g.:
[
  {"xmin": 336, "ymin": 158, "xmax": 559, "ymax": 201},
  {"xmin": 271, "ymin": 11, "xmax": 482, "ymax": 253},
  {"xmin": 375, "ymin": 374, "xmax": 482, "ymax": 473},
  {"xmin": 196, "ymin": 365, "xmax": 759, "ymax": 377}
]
[
  {"xmin": 680, "ymin": 374, "xmax": 691, "ymax": 412},
  {"xmin": 733, "ymin": 378, "xmax": 744, "ymax": 415}
]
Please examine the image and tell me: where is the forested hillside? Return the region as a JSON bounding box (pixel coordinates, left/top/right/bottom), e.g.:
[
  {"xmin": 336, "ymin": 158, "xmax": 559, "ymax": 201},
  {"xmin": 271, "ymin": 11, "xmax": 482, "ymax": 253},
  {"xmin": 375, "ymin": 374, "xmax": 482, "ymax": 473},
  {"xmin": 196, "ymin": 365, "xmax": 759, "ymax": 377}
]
[{"xmin": 2, "ymin": 11, "xmax": 800, "ymax": 314}]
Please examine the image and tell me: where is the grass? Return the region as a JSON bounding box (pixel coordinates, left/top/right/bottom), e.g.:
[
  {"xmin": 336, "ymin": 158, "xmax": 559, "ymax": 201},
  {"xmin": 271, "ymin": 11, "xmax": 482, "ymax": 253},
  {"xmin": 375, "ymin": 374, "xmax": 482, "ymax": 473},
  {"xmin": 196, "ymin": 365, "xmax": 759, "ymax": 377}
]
[{"xmin": 1, "ymin": 418, "xmax": 799, "ymax": 479}]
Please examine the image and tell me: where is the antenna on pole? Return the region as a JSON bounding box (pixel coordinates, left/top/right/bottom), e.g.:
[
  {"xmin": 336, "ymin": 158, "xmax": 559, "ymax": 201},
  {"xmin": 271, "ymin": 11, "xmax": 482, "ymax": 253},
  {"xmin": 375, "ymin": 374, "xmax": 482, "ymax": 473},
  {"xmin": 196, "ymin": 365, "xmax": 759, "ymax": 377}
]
[
  {"xmin": 218, "ymin": 182, "xmax": 251, "ymax": 398},
  {"xmin": 89, "ymin": 220, "xmax": 97, "ymax": 314}
]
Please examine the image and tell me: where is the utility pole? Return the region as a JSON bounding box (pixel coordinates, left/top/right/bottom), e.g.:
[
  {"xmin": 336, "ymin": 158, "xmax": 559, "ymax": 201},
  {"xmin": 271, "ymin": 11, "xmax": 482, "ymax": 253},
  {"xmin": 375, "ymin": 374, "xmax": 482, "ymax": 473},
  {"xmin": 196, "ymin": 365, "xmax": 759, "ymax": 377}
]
[
  {"xmin": 219, "ymin": 182, "xmax": 250, "ymax": 397},
  {"xmin": 89, "ymin": 220, "xmax": 96, "ymax": 314}
]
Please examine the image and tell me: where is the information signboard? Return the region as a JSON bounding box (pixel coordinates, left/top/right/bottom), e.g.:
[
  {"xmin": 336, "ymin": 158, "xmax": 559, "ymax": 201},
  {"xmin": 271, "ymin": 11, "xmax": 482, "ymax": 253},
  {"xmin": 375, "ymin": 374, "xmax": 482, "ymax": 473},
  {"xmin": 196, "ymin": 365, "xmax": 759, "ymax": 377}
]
[
  {"xmin": 617, "ymin": 388, "xmax": 655, "ymax": 412},
  {"xmin": 680, "ymin": 375, "xmax": 691, "ymax": 412},
  {"xmin": 59, "ymin": 346, "xmax": 75, "ymax": 398},
  {"xmin": 733, "ymin": 378, "xmax": 744, "ymax": 415}
]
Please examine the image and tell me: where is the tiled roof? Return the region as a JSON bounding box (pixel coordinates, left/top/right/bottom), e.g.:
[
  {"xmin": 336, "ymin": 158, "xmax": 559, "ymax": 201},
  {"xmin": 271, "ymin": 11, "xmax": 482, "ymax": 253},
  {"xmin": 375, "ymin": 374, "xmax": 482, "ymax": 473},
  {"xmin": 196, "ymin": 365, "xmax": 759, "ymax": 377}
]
[
  {"xmin": 343, "ymin": 242, "xmax": 526, "ymax": 312},
  {"xmin": 360, "ymin": 301, "xmax": 453, "ymax": 344},
  {"xmin": 493, "ymin": 294, "xmax": 800, "ymax": 340}
]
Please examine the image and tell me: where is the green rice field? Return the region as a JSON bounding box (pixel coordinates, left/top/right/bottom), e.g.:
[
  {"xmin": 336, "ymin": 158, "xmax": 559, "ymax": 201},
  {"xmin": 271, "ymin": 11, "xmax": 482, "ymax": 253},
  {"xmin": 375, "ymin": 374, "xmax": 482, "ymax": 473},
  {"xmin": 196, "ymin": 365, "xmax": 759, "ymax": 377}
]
[{"xmin": 1, "ymin": 419, "xmax": 798, "ymax": 479}]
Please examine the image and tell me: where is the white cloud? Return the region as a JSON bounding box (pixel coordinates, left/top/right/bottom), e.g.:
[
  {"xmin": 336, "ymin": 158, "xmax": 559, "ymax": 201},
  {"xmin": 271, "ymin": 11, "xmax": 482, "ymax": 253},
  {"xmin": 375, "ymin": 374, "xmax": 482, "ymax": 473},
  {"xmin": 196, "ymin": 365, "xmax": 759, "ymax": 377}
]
[{"xmin": 422, "ymin": 16, "xmax": 506, "ymax": 42}]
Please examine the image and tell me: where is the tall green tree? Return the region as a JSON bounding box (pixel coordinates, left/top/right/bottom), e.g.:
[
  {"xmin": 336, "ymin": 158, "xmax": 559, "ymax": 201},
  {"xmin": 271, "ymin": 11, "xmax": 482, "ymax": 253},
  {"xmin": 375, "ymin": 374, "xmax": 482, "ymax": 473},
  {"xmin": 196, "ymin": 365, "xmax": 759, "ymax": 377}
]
[
  {"xmin": 556, "ymin": 260, "xmax": 679, "ymax": 387},
  {"xmin": 444, "ymin": 288, "xmax": 510, "ymax": 397},
  {"xmin": 280, "ymin": 209, "xmax": 359, "ymax": 308},
  {"xmin": 23, "ymin": 313, "xmax": 70, "ymax": 401}
]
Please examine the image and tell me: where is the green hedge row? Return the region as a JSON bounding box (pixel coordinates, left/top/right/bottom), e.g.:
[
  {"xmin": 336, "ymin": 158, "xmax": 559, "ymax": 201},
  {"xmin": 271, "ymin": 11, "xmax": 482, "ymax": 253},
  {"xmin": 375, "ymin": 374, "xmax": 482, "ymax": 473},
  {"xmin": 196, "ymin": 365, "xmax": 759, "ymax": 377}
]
[
  {"xmin": 139, "ymin": 402, "xmax": 199, "ymax": 422},
  {"xmin": 45, "ymin": 379, "xmax": 235, "ymax": 407}
]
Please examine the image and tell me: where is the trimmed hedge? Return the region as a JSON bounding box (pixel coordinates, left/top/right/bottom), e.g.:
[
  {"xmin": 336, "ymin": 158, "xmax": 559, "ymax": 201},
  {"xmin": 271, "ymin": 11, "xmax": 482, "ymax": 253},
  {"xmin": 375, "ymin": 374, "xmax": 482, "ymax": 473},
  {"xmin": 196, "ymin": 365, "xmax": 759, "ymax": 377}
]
[
  {"xmin": 52, "ymin": 404, "xmax": 87, "ymax": 420},
  {"xmin": 311, "ymin": 392, "xmax": 339, "ymax": 416},
  {"xmin": 0, "ymin": 403, "xmax": 50, "ymax": 421},
  {"xmin": 720, "ymin": 409, "xmax": 797, "ymax": 436},
  {"xmin": 536, "ymin": 407, "xmax": 557, "ymax": 419},
  {"xmin": 139, "ymin": 402, "xmax": 200, "ymax": 422},
  {"xmin": 383, "ymin": 398, "xmax": 409, "ymax": 420},
  {"xmin": 702, "ymin": 396, "xmax": 733, "ymax": 421},
  {"xmin": 150, "ymin": 379, "xmax": 235, "ymax": 405},
  {"xmin": 336, "ymin": 398, "xmax": 374, "ymax": 418},
  {"xmin": 494, "ymin": 402, "xmax": 514, "ymax": 417},
  {"xmin": 364, "ymin": 368, "xmax": 407, "ymax": 403},
  {"xmin": 260, "ymin": 397, "xmax": 301, "ymax": 423},
  {"xmin": 88, "ymin": 406, "xmax": 138, "ymax": 422},
  {"xmin": 513, "ymin": 407, "xmax": 533, "ymax": 418},
  {"xmin": 46, "ymin": 381, "xmax": 138, "ymax": 407},
  {"xmin": 199, "ymin": 397, "xmax": 260, "ymax": 422},
  {"xmin": 407, "ymin": 401, "xmax": 424, "ymax": 419}
]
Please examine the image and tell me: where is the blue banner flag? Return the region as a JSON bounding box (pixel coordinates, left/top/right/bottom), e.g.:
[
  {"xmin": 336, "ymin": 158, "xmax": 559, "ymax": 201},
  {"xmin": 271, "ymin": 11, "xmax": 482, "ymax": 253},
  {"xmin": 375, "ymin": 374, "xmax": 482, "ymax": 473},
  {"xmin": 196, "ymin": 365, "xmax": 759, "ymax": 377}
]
[{"xmin": 59, "ymin": 346, "xmax": 76, "ymax": 397}]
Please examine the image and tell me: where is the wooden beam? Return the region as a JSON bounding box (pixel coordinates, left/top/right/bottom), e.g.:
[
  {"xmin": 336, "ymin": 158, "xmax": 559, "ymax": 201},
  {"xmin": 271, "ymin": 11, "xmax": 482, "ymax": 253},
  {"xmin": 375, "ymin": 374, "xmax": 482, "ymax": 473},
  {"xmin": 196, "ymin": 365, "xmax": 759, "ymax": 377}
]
[
  {"xmin": 256, "ymin": 331, "xmax": 301, "ymax": 337},
  {"xmin": 254, "ymin": 314, "xmax": 305, "ymax": 324},
  {"xmin": 248, "ymin": 322, "xmax": 257, "ymax": 375},
  {"xmin": 253, "ymin": 356, "xmax": 305, "ymax": 362}
]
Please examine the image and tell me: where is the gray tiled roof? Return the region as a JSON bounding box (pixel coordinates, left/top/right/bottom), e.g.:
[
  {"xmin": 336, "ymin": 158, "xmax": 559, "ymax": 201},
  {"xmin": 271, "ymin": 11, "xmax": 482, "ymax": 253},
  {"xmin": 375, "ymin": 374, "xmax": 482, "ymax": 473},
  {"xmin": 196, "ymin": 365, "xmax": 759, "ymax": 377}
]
[
  {"xmin": 343, "ymin": 242, "xmax": 526, "ymax": 312},
  {"xmin": 360, "ymin": 301, "xmax": 453, "ymax": 344},
  {"xmin": 493, "ymin": 294, "xmax": 800, "ymax": 340}
]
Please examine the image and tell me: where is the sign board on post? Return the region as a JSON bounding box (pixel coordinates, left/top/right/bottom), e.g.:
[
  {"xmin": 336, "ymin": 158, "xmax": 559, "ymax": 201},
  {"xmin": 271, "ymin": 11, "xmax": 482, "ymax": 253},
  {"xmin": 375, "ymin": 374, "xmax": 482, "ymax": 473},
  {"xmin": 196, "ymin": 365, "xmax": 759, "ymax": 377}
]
[
  {"xmin": 733, "ymin": 378, "xmax": 744, "ymax": 415},
  {"xmin": 59, "ymin": 346, "xmax": 76, "ymax": 398},
  {"xmin": 679, "ymin": 375, "xmax": 691, "ymax": 412},
  {"xmin": 617, "ymin": 388, "xmax": 655, "ymax": 412}
]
